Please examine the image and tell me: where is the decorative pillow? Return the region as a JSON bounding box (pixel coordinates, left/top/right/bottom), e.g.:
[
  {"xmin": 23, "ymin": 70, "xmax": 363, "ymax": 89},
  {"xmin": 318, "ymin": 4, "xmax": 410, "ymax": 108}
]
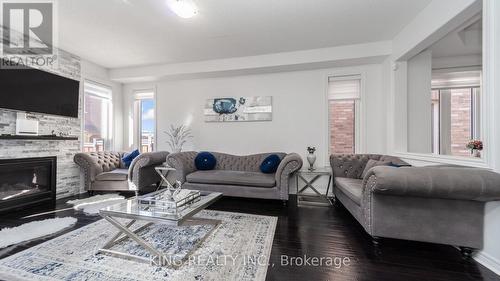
[
  {"xmin": 361, "ymin": 159, "xmax": 391, "ymax": 179},
  {"xmin": 122, "ymin": 149, "xmax": 140, "ymax": 168},
  {"xmin": 195, "ymin": 152, "xmax": 217, "ymax": 170},
  {"xmin": 260, "ymin": 154, "xmax": 282, "ymax": 174}
]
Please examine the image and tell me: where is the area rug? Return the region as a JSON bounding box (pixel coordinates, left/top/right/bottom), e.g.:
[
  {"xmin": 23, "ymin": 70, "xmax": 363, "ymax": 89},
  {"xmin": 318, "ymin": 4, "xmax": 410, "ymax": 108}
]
[
  {"xmin": 67, "ymin": 194, "xmax": 126, "ymax": 215},
  {"xmin": 0, "ymin": 210, "xmax": 277, "ymax": 281},
  {"xmin": 0, "ymin": 217, "xmax": 77, "ymax": 249}
]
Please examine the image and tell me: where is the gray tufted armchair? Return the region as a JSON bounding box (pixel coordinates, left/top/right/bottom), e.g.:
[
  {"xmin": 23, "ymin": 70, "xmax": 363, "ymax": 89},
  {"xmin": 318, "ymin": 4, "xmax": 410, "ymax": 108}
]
[
  {"xmin": 74, "ymin": 151, "xmax": 169, "ymax": 194},
  {"xmin": 167, "ymin": 151, "xmax": 303, "ymax": 201}
]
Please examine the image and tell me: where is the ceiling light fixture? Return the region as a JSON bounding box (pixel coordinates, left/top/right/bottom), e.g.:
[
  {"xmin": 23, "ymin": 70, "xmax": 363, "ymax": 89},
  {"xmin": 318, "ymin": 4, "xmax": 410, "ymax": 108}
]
[{"xmin": 166, "ymin": 0, "xmax": 198, "ymax": 19}]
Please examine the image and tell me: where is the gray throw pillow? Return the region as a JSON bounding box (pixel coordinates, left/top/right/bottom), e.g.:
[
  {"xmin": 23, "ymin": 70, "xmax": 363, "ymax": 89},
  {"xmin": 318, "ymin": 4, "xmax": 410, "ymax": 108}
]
[{"xmin": 361, "ymin": 159, "xmax": 391, "ymax": 179}]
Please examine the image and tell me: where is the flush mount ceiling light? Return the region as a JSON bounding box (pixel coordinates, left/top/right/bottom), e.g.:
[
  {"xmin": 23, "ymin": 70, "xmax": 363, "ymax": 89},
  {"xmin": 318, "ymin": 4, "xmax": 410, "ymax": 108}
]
[{"xmin": 166, "ymin": 0, "xmax": 198, "ymax": 18}]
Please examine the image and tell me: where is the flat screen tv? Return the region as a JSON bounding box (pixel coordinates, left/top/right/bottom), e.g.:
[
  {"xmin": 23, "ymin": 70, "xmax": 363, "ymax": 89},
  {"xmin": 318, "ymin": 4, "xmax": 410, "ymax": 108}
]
[{"xmin": 0, "ymin": 60, "xmax": 80, "ymax": 118}]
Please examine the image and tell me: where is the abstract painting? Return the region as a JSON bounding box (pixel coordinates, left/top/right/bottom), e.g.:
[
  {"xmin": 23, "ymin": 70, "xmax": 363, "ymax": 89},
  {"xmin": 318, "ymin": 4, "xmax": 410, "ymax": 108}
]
[{"xmin": 204, "ymin": 96, "xmax": 272, "ymax": 122}]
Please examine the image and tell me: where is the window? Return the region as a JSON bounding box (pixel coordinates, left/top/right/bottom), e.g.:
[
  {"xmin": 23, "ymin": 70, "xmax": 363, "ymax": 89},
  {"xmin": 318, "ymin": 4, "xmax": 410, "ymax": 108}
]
[
  {"xmin": 328, "ymin": 76, "xmax": 361, "ymax": 154},
  {"xmin": 134, "ymin": 91, "xmax": 155, "ymax": 152},
  {"xmin": 431, "ymin": 70, "xmax": 481, "ymax": 157},
  {"xmin": 83, "ymin": 81, "xmax": 112, "ymax": 152}
]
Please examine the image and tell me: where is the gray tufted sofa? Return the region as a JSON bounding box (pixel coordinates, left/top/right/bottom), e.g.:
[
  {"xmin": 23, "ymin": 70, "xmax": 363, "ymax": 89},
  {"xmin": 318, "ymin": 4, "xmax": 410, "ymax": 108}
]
[
  {"xmin": 330, "ymin": 153, "xmax": 500, "ymax": 258},
  {"xmin": 167, "ymin": 151, "xmax": 303, "ymax": 201},
  {"xmin": 74, "ymin": 151, "xmax": 169, "ymax": 194}
]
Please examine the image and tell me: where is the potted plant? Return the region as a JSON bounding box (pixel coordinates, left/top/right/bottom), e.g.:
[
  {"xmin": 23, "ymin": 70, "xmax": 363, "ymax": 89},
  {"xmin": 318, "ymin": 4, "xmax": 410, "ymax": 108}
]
[
  {"xmin": 306, "ymin": 146, "xmax": 316, "ymax": 171},
  {"xmin": 164, "ymin": 125, "xmax": 193, "ymax": 153},
  {"xmin": 466, "ymin": 140, "xmax": 483, "ymax": 158}
]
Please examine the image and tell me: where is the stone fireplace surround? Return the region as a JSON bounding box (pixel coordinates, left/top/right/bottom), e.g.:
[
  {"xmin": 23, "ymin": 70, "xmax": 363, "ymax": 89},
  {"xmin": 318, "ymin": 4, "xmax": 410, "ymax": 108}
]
[{"xmin": 0, "ymin": 47, "xmax": 83, "ymax": 199}]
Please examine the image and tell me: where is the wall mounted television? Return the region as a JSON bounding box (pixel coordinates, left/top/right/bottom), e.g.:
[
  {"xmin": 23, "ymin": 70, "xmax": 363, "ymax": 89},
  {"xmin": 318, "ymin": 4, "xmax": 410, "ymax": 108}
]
[{"xmin": 0, "ymin": 59, "xmax": 80, "ymax": 118}]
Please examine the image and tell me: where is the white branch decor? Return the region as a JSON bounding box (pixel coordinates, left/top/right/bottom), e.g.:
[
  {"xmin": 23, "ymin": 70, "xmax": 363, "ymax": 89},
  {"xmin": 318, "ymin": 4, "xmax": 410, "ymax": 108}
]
[{"xmin": 164, "ymin": 125, "xmax": 193, "ymax": 153}]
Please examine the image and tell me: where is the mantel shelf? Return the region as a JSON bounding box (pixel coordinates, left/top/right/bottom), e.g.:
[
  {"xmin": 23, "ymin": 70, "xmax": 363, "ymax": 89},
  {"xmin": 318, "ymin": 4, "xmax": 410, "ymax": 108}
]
[{"xmin": 0, "ymin": 135, "xmax": 79, "ymax": 141}]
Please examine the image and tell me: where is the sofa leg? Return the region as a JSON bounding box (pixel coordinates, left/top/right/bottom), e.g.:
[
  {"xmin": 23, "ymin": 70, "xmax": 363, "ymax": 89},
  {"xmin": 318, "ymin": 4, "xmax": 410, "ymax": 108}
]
[
  {"xmin": 460, "ymin": 247, "xmax": 474, "ymax": 260},
  {"xmin": 333, "ymin": 197, "xmax": 342, "ymax": 208},
  {"xmin": 87, "ymin": 190, "xmax": 94, "ymax": 197}
]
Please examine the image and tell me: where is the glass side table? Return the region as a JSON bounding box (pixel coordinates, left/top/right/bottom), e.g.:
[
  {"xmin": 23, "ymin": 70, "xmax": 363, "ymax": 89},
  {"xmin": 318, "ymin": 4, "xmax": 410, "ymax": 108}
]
[
  {"xmin": 296, "ymin": 166, "xmax": 333, "ymax": 206},
  {"xmin": 154, "ymin": 165, "xmax": 176, "ymax": 191}
]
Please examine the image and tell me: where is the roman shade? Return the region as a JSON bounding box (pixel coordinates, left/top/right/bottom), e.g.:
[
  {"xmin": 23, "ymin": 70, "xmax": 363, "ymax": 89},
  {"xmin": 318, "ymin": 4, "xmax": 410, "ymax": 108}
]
[{"xmin": 328, "ymin": 75, "xmax": 361, "ymax": 100}]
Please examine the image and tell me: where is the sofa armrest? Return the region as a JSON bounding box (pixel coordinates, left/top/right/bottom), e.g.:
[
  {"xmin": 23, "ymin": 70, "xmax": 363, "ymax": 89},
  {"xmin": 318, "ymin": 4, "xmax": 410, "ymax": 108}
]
[
  {"xmin": 74, "ymin": 153, "xmax": 103, "ymax": 190},
  {"xmin": 365, "ymin": 166, "xmax": 500, "ymax": 202},
  {"xmin": 128, "ymin": 151, "xmax": 169, "ymax": 182},
  {"xmin": 275, "ymin": 153, "xmax": 303, "ymax": 198},
  {"xmin": 166, "ymin": 151, "xmax": 198, "ymax": 183}
]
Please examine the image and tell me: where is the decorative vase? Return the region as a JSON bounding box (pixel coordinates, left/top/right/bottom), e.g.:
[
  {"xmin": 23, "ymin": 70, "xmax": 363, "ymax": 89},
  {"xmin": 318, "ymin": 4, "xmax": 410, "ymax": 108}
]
[
  {"xmin": 307, "ymin": 152, "xmax": 316, "ymax": 171},
  {"xmin": 473, "ymin": 150, "xmax": 481, "ymax": 158}
]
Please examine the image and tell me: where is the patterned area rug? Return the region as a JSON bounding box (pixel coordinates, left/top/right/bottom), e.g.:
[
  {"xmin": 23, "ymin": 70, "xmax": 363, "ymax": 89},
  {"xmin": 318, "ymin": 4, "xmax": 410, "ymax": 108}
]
[{"xmin": 0, "ymin": 210, "xmax": 277, "ymax": 281}]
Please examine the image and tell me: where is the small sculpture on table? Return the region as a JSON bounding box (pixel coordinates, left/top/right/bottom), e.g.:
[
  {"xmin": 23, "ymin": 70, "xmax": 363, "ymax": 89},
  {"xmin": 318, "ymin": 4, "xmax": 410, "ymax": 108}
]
[
  {"xmin": 306, "ymin": 146, "xmax": 317, "ymax": 171},
  {"xmin": 164, "ymin": 180, "xmax": 182, "ymax": 201}
]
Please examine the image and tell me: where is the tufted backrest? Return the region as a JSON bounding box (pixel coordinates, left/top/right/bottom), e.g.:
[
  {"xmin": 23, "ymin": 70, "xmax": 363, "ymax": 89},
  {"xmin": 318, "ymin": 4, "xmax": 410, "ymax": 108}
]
[
  {"xmin": 330, "ymin": 154, "xmax": 408, "ymax": 179},
  {"xmin": 87, "ymin": 151, "xmax": 124, "ymax": 172},
  {"xmin": 210, "ymin": 152, "xmax": 287, "ymax": 172}
]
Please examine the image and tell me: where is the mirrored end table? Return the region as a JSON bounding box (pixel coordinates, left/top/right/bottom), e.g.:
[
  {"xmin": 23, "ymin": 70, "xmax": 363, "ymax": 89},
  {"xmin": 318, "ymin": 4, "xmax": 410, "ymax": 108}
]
[
  {"xmin": 155, "ymin": 165, "xmax": 176, "ymax": 191},
  {"xmin": 296, "ymin": 167, "xmax": 333, "ymax": 206}
]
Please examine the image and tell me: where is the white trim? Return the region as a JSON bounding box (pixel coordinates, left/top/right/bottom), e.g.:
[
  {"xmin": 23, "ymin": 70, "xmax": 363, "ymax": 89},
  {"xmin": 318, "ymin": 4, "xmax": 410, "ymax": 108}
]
[
  {"xmin": 482, "ymin": 0, "xmax": 498, "ymax": 171},
  {"xmin": 474, "ymin": 251, "xmax": 500, "ymax": 276},
  {"xmin": 389, "ymin": 0, "xmax": 493, "ymax": 170},
  {"xmin": 392, "ymin": 151, "xmax": 490, "ymax": 168}
]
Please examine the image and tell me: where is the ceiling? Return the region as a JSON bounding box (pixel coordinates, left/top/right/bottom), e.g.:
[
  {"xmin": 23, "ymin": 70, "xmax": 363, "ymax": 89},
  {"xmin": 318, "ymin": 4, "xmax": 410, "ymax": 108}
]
[
  {"xmin": 57, "ymin": 0, "xmax": 432, "ymax": 68},
  {"xmin": 430, "ymin": 17, "xmax": 482, "ymax": 59}
]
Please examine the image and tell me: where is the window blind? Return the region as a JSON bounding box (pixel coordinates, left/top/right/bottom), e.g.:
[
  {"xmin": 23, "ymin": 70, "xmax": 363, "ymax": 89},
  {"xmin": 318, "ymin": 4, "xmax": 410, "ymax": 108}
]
[{"xmin": 328, "ymin": 75, "xmax": 361, "ymax": 100}]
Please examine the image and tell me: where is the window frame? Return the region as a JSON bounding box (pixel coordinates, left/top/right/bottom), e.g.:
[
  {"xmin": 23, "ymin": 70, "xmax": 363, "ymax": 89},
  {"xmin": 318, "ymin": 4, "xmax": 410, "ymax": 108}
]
[
  {"xmin": 325, "ymin": 73, "xmax": 364, "ymax": 163},
  {"xmin": 431, "ymin": 86, "xmax": 481, "ymax": 157},
  {"xmin": 82, "ymin": 80, "xmax": 113, "ymax": 152},
  {"xmin": 133, "ymin": 89, "xmax": 156, "ymax": 152}
]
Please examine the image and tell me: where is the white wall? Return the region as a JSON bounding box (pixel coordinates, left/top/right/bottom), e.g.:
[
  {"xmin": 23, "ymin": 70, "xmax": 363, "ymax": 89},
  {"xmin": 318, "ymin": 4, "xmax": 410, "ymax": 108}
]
[
  {"xmin": 122, "ymin": 64, "xmax": 387, "ymax": 165},
  {"xmin": 407, "ymin": 50, "xmax": 432, "ymax": 153},
  {"xmin": 392, "ymin": 0, "xmax": 481, "ymax": 60},
  {"xmin": 389, "ymin": 0, "xmax": 500, "ymax": 275},
  {"xmin": 80, "ymin": 60, "xmax": 124, "ymax": 151},
  {"xmin": 479, "ymin": 0, "xmax": 500, "ymax": 275}
]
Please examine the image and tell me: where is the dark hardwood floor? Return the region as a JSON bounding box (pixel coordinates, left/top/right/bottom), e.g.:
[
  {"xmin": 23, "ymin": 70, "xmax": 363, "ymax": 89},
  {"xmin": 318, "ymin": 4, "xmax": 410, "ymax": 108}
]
[{"xmin": 0, "ymin": 194, "xmax": 498, "ymax": 281}]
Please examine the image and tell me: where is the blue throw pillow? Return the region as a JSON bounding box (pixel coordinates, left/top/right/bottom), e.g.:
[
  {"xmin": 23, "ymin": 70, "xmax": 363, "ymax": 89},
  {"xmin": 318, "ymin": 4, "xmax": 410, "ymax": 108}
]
[
  {"xmin": 122, "ymin": 149, "xmax": 140, "ymax": 168},
  {"xmin": 195, "ymin": 152, "xmax": 217, "ymax": 170},
  {"xmin": 260, "ymin": 154, "xmax": 281, "ymax": 174}
]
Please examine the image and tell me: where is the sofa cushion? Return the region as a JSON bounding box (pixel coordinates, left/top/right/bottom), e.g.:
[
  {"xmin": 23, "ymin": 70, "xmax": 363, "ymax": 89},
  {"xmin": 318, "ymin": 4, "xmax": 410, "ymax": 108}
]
[
  {"xmin": 186, "ymin": 170, "xmax": 276, "ymax": 188},
  {"xmin": 335, "ymin": 177, "xmax": 363, "ymax": 205},
  {"xmin": 95, "ymin": 169, "xmax": 129, "ymax": 181},
  {"xmin": 361, "ymin": 159, "xmax": 391, "ymax": 179},
  {"xmin": 195, "ymin": 152, "xmax": 217, "ymax": 170},
  {"xmin": 260, "ymin": 154, "xmax": 281, "ymax": 174}
]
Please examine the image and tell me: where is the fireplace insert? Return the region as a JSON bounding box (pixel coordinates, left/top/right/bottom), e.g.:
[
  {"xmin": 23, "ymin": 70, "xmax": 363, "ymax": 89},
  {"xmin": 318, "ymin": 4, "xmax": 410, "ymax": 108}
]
[{"xmin": 0, "ymin": 157, "xmax": 56, "ymax": 213}]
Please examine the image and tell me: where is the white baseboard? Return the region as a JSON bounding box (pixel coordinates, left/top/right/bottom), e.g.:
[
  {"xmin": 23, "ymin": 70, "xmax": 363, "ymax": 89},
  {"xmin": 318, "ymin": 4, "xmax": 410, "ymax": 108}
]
[{"xmin": 474, "ymin": 251, "xmax": 500, "ymax": 276}]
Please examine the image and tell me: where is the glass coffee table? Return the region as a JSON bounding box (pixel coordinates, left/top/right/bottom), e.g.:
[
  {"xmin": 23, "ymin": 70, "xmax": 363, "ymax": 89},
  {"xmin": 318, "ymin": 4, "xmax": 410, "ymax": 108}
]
[{"xmin": 98, "ymin": 189, "xmax": 223, "ymax": 267}]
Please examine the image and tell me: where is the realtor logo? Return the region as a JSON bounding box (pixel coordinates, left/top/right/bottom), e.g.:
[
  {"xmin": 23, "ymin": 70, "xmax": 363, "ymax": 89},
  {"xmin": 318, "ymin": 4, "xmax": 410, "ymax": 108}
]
[{"xmin": 2, "ymin": 2, "xmax": 53, "ymax": 55}]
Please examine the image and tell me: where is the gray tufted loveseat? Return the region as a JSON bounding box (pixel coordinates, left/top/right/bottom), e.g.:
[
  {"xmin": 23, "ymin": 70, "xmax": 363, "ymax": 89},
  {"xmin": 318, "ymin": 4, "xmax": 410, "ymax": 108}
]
[
  {"xmin": 330, "ymin": 153, "xmax": 500, "ymax": 258},
  {"xmin": 74, "ymin": 151, "xmax": 169, "ymax": 194},
  {"xmin": 167, "ymin": 151, "xmax": 303, "ymax": 201}
]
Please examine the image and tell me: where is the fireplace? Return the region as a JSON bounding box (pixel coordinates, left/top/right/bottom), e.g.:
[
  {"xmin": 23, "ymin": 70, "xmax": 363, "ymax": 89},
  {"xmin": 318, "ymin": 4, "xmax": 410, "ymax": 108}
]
[{"xmin": 0, "ymin": 157, "xmax": 56, "ymax": 213}]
